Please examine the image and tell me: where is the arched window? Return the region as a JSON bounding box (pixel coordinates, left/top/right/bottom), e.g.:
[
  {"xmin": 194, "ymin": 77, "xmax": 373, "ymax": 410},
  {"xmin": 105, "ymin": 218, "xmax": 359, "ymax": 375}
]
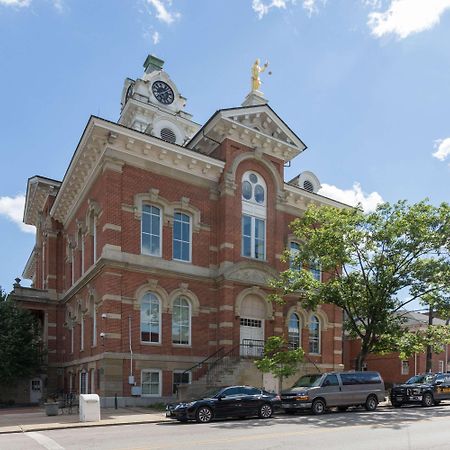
[
  {"xmin": 80, "ymin": 310, "xmax": 85, "ymax": 352},
  {"xmin": 242, "ymin": 171, "xmax": 266, "ymax": 260},
  {"xmin": 289, "ymin": 242, "xmax": 301, "ymax": 270},
  {"xmin": 173, "ymin": 212, "xmax": 191, "ymax": 262},
  {"xmin": 172, "ymin": 297, "xmax": 191, "ymax": 345},
  {"xmin": 288, "ymin": 313, "xmax": 301, "ymax": 349},
  {"xmin": 89, "ymin": 210, "xmax": 97, "ymax": 264},
  {"xmin": 141, "ymin": 205, "xmax": 162, "ymax": 257},
  {"xmin": 140, "ymin": 293, "xmax": 161, "ymax": 343},
  {"xmin": 309, "ymin": 315, "xmax": 320, "ymax": 354}
]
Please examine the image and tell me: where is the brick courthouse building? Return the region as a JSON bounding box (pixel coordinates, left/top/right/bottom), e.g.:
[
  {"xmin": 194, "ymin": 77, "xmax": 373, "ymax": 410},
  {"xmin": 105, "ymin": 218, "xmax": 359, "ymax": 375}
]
[{"xmin": 11, "ymin": 56, "xmax": 347, "ymax": 405}]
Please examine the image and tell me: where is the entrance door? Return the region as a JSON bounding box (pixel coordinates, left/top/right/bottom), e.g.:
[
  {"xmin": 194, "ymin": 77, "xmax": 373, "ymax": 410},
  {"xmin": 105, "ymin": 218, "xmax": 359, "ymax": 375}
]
[
  {"xmin": 240, "ymin": 317, "xmax": 264, "ymax": 356},
  {"xmin": 30, "ymin": 378, "xmax": 42, "ymax": 404}
]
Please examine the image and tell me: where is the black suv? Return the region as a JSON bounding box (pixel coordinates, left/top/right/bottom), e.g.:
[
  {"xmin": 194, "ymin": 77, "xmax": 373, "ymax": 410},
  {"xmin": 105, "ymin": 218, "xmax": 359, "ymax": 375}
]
[{"xmin": 390, "ymin": 373, "xmax": 450, "ymax": 407}]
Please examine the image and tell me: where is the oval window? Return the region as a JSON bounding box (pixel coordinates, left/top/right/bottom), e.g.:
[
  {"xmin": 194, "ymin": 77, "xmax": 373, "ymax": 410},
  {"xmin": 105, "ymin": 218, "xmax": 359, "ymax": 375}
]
[
  {"xmin": 254, "ymin": 184, "xmax": 265, "ymax": 203},
  {"xmin": 242, "ymin": 181, "xmax": 252, "ymax": 200},
  {"xmin": 249, "ymin": 173, "xmax": 258, "ymax": 184}
]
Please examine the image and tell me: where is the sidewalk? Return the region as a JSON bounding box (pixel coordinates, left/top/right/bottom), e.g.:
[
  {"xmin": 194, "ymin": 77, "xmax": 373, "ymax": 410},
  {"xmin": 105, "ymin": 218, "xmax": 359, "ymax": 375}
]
[{"xmin": 0, "ymin": 406, "xmax": 170, "ymax": 434}]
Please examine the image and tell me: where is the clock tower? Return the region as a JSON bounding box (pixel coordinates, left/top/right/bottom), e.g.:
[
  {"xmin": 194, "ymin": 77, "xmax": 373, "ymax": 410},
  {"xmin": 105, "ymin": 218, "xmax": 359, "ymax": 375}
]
[{"xmin": 118, "ymin": 55, "xmax": 200, "ymax": 145}]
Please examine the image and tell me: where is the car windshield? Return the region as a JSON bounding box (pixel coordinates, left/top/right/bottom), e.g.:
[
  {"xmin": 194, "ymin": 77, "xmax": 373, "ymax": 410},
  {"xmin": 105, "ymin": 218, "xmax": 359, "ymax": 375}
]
[
  {"xmin": 201, "ymin": 388, "xmax": 225, "ymax": 398},
  {"xmin": 405, "ymin": 375, "xmax": 434, "ymax": 385},
  {"xmin": 293, "ymin": 374, "xmax": 323, "ymax": 388}
]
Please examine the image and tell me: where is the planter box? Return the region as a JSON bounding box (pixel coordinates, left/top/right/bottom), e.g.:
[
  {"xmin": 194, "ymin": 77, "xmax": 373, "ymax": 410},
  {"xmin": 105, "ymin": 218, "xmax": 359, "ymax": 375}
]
[{"xmin": 44, "ymin": 402, "xmax": 59, "ymax": 416}]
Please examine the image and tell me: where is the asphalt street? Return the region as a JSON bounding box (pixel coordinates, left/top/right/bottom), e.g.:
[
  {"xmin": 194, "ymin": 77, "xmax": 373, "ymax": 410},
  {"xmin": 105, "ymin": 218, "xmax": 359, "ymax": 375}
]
[{"xmin": 1, "ymin": 404, "xmax": 450, "ymax": 450}]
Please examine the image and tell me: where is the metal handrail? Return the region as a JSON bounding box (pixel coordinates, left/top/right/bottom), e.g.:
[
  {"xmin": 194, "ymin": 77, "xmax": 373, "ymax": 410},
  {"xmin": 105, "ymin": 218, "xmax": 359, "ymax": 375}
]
[{"xmin": 180, "ymin": 347, "xmax": 225, "ymax": 382}]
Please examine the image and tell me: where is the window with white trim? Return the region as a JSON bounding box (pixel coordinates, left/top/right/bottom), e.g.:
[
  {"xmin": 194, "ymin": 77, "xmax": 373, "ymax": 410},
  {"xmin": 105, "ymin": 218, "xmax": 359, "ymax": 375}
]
[
  {"xmin": 92, "ymin": 214, "xmax": 97, "ymax": 264},
  {"xmin": 141, "ymin": 369, "xmax": 161, "ymax": 397},
  {"xmin": 42, "ymin": 241, "xmax": 46, "ymax": 288},
  {"xmin": 173, "ymin": 212, "xmax": 191, "ymax": 262},
  {"xmin": 309, "ymin": 315, "xmax": 320, "ymax": 354},
  {"xmin": 289, "ymin": 242, "xmax": 301, "ymax": 270},
  {"xmin": 310, "ymin": 261, "xmax": 321, "ymax": 281},
  {"xmin": 241, "ymin": 172, "xmax": 266, "ymax": 260},
  {"xmin": 401, "ymin": 360, "xmax": 409, "ymax": 375},
  {"xmin": 70, "ymin": 250, "xmax": 75, "ymax": 285},
  {"xmin": 80, "ymin": 371, "xmax": 88, "ymax": 394},
  {"xmin": 288, "ymin": 313, "xmax": 301, "ymax": 349},
  {"xmin": 70, "ymin": 326, "xmax": 74, "ymax": 354},
  {"xmin": 140, "ymin": 292, "xmax": 161, "ymax": 343},
  {"xmin": 141, "ymin": 205, "xmax": 162, "ymax": 257},
  {"xmin": 172, "ymin": 297, "xmax": 191, "ymax": 345}
]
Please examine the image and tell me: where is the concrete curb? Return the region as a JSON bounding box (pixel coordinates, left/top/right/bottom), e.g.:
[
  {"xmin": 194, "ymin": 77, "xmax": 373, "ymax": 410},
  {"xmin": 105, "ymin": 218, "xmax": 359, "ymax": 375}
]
[{"xmin": 0, "ymin": 417, "xmax": 171, "ymax": 435}]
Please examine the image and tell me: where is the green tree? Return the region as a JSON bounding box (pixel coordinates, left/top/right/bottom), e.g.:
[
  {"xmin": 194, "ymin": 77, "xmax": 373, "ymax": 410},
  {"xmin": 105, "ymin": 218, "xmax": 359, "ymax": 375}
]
[
  {"xmin": 255, "ymin": 336, "xmax": 304, "ymax": 391},
  {"xmin": 270, "ymin": 200, "xmax": 450, "ymax": 371},
  {"xmin": 0, "ymin": 287, "xmax": 44, "ymax": 385}
]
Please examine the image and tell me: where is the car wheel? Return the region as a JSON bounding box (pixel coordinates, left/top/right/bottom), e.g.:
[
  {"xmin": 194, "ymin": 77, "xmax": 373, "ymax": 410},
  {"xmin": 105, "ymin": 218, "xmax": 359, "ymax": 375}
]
[
  {"xmin": 337, "ymin": 406, "xmax": 348, "ymax": 412},
  {"xmin": 196, "ymin": 406, "xmax": 213, "ymax": 423},
  {"xmin": 311, "ymin": 399, "xmax": 326, "ymax": 415},
  {"xmin": 258, "ymin": 403, "xmax": 273, "ymax": 419},
  {"xmin": 365, "ymin": 395, "xmax": 378, "ymax": 412},
  {"xmin": 422, "ymin": 393, "xmax": 434, "ymax": 407}
]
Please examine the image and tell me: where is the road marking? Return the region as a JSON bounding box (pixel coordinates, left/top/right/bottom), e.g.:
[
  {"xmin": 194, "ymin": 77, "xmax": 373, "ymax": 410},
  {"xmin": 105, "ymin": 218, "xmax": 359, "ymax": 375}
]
[{"xmin": 26, "ymin": 432, "xmax": 65, "ymax": 450}]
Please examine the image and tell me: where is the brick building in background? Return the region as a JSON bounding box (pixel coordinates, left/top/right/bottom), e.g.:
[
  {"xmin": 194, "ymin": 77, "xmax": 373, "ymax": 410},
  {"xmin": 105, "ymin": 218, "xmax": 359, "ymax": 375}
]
[
  {"xmin": 344, "ymin": 311, "xmax": 450, "ymax": 387},
  {"xmin": 9, "ymin": 56, "xmax": 348, "ymax": 405}
]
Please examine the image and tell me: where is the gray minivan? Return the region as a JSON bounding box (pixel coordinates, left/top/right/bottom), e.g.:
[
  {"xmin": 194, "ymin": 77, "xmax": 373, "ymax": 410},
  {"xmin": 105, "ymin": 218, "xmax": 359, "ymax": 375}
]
[{"xmin": 280, "ymin": 371, "xmax": 385, "ymax": 415}]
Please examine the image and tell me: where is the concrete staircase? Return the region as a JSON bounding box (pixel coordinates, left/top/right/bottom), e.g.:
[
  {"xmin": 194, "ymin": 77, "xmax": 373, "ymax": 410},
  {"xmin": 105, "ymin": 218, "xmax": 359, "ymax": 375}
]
[{"xmin": 177, "ymin": 358, "xmax": 263, "ymax": 401}]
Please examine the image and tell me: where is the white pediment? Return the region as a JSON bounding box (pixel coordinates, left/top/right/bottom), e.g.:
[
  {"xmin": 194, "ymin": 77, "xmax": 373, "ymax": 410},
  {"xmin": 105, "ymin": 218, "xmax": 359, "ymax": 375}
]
[
  {"xmin": 187, "ymin": 104, "xmax": 306, "ymax": 162},
  {"xmin": 223, "ymin": 262, "xmax": 279, "ymax": 286}
]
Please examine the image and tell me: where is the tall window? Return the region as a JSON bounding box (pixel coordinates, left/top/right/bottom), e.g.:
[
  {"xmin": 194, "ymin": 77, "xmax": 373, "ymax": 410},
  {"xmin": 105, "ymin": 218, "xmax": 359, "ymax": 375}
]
[
  {"xmin": 42, "ymin": 241, "xmax": 46, "ymax": 288},
  {"xmin": 92, "ymin": 214, "xmax": 97, "ymax": 263},
  {"xmin": 70, "ymin": 326, "xmax": 74, "ymax": 354},
  {"xmin": 288, "ymin": 313, "xmax": 301, "ymax": 349},
  {"xmin": 92, "ymin": 298, "xmax": 97, "ymax": 347},
  {"xmin": 173, "ymin": 212, "xmax": 191, "ymax": 262},
  {"xmin": 141, "ymin": 370, "xmax": 161, "ymax": 397},
  {"xmin": 289, "ymin": 242, "xmax": 301, "ymax": 270},
  {"xmin": 309, "ymin": 315, "xmax": 320, "ymax": 354},
  {"xmin": 310, "ymin": 262, "xmax": 321, "ymax": 281},
  {"xmin": 140, "ymin": 293, "xmax": 161, "ymax": 343},
  {"xmin": 172, "ymin": 297, "xmax": 191, "ymax": 345},
  {"xmin": 242, "ymin": 172, "xmax": 266, "ymax": 260},
  {"xmin": 78, "ymin": 229, "xmax": 84, "ymax": 276},
  {"xmin": 70, "ymin": 249, "xmax": 75, "ymax": 285},
  {"xmin": 80, "ymin": 314, "xmax": 85, "ymax": 351},
  {"xmin": 141, "ymin": 205, "xmax": 162, "ymax": 256}
]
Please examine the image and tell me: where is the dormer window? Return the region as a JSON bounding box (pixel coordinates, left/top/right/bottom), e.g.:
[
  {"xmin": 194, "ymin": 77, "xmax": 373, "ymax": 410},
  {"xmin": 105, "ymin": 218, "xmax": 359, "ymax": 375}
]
[{"xmin": 242, "ymin": 171, "xmax": 266, "ymax": 260}]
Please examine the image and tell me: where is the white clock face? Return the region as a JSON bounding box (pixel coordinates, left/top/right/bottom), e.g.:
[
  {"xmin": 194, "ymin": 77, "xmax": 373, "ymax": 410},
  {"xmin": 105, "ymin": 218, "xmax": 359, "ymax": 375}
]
[{"xmin": 152, "ymin": 81, "xmax": 174, "ymax": 105}]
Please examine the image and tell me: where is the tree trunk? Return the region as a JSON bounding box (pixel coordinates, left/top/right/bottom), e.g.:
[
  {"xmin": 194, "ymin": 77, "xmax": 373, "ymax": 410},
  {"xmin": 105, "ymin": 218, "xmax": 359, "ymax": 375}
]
[
  {"xmin": 426, "ymin": 306, "xmax": 433, "ymax": 372},
  {"xmin": 355, "ymin": 345, "xmax": 369, "ymax": 371}
]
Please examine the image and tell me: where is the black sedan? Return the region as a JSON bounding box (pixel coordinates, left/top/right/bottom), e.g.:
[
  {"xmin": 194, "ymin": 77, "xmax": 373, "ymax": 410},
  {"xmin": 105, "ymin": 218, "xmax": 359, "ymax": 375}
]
[{"xmin": 166, "ymin": 385, "xmax": 280, "ymax": 423}]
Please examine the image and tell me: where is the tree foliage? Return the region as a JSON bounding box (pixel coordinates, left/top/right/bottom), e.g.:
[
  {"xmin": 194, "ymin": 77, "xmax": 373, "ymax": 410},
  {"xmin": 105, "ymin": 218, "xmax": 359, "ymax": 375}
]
[
  {"xmin": 269, "ymin": 200, "xmax": 450, "ymax": 370},
  {"xmin": 255, "ymin": 336, "xmax": 304, "ymax": 390},
  {"xmin": 0, "ymin": 287, "xmax": 44, "ymax": 385}
]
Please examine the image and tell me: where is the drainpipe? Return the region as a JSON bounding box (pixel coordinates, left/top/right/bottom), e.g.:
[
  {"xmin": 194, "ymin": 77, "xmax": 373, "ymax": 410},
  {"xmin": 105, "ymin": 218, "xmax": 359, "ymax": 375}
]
[{"xmin": 129, "ymin": 316, "xmax": 133, "ymax": 379}]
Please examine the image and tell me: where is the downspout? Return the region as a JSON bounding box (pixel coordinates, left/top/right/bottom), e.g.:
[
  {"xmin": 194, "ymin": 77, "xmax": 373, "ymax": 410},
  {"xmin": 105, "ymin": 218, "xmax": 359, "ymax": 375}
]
[{"xmin": 129, "ymin": 316, "xmax": 133, "ymax": 379}]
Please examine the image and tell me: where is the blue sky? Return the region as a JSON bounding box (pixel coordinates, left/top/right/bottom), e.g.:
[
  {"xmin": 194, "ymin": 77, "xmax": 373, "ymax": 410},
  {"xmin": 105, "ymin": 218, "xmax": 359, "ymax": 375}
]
[{"xmin": 0, "ymin": 0, "xmax": 449, "ymax": 292}]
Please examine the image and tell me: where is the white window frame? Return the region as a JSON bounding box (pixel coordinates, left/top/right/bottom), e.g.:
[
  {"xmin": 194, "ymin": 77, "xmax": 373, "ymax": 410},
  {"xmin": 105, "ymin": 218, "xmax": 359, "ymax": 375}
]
[
  {"xmin": 71, "ymin": 251, "xmax": 75, "ymax": 285},
  {"xmin": 241, "ymin": 171, "xmax": 266, "ymax": 261},
  {"xmin": 242, "ymin": 214, "xmax": 266, "ymax": 260},
  {"xmin": 438, "ymin": 360, "xmax": 444, "ymax": 373},
  {"xmin": 401, "ymin": 360, "xmax": 409, "ymax": 375},
  {"xmin": 172, "ymin": 370, "xmax": 191, "ymax": 394},
  {"xmin": 140, "ymin": 293, "xmax": 162, "ymax": 344},
  {"xmin": 288, "ymin": 313, "xmax": 301, "ymax": 349},
  {"xmin": 309, "ymin": 315, "xmax": 321, "ymax": 355},
  {"xmin": 79, "ymin": 370, "xmax": 88, "ymax": 395},
  {"xmin": 141, "ymin": 369, "xmax": 162, "ymax": 397},
  {"xmin": 173, "ymin": 212, "xmax": 192, "ymax": 262},
  {"xmin": 81, "ymin": 234, "xmax": 85, "ymax": 275},
  {"xmin": 289, "ymin": 241, "xmax": 301, "ymax": 270},
  {"xmin": 172, "ymin": 297, "xmax": 192, "ymax": 346},
  {"xmin": 141, "ymin": 204, "xmax": 162, "ymax": 257},
  {"xmin": 70, "ymin": 326, "xmax": 74, "ymax": 354},
  {"xmin": 42, "ymin": 241, "xmax": 46, "ymax": 288},
  {"xmin": 310, "ymin": 261, "xmax": 322, "ymax": 282}
]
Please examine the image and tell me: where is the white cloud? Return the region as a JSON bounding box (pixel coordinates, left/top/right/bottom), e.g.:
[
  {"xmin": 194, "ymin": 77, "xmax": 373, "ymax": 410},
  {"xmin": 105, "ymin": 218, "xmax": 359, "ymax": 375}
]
[
  {"xmin": 0, "ymin": 195, "xmax": 35, "ymax": 233},
  {"xmin": 318, "ymin": 182, "xmax": 384, "ymax": 212},
  {"xmin": 252, "ymin": 0, "xmax": 325, "ymax": 18},
  {"xmin": 368, "ymin": 0, "xmax": 450, "ymax": 39},
  {"xmin": 0, "ymin": 0, "xmax": 31, "ymax": 7},
  {"xmin": 152, "ymin": 30, "xmax": 160, "ymax": 44},
  {"xmin": 52, "ymin": 0, "xmax": 63, "ymax": 12},
  {"xmin": 432, "ymin": 137, "xmax": 450, "ymax": 162},
  {"xmin": 146, "ymin": 0, "xmax": 180, "ymax": 24}
]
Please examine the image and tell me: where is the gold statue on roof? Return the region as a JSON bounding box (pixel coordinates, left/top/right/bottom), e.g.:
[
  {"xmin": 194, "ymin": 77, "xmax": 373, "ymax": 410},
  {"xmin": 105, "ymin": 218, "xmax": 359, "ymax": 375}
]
[{"xmin": 251, "ymin": 59, "xmax": 270, "ymax": 92}]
